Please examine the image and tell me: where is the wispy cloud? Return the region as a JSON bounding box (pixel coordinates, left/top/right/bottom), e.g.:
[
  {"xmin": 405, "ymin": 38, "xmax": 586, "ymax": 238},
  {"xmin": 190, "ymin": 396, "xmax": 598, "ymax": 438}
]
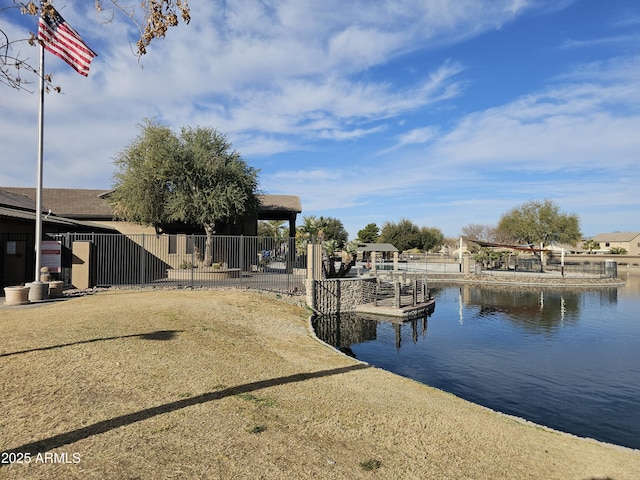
[
  {"xmin": 1, "ymin": 0, "xmax": 638, "ymax": 238},
  {"xmin": 378, "ymin": 126, "xmax": 441, "ymax": 154},
  {"xmin": 559, "ymin": 34, "xmax": 640, "ymax": 50}
]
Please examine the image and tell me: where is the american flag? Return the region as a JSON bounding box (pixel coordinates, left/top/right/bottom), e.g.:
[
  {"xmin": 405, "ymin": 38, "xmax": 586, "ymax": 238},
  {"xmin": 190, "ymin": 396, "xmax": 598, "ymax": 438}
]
[{"xmin": 38, "ymin": 4, "xmax": 97, "ymax": 77}]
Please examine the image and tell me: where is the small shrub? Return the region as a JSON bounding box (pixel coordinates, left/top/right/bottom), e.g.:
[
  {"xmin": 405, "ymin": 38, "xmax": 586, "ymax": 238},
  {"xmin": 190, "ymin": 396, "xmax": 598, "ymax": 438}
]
[
  {"xmin": 248, "ymin": 425, "xmax": 267, "ymax": 434},
  {"xmin": 236, "ymin": 393, "xmax": 276, "ymax": 407},
  {"xmin": 179, "ymin": 260, "xmax": 194, "ymax": 269},
  {"xmin": 359, "ymin": 459, "xmax": 381, "ymax": 471}
]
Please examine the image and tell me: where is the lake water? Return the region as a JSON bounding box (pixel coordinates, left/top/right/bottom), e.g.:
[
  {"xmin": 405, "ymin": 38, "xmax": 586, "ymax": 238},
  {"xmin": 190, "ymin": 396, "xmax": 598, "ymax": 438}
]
[{"xmin": 312, "ymin": 274, "xmax": 640, "ymax": 450}]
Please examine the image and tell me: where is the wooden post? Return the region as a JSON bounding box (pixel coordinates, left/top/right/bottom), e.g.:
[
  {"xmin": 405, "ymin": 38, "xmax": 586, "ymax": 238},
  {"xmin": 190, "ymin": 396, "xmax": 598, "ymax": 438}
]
[
  {"xmin": 412, "ymin": 279, "xmax": 417, "ymax": 306},
  {"xmin": 307, "ymin": 241, "xmax": 323, "ymax": 280},
  {"xmin": 394, "ymin": 281, "xmax": 401, "ymax": 308},
  {"xmin": 374, "ymin": 278, "xmax": 379, "ymax": 306}
]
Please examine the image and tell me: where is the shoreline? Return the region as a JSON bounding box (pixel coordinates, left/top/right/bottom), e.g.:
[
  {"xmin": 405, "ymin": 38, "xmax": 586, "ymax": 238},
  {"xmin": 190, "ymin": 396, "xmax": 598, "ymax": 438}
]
[
  {"xmin": 1, "ymin": 289, "xmax": 638, "ymax": 479},
  {"xmin": 427, "ymin": 273, "xmax": 626, "ymax": 287},
  {"xmin": 308, "ymin": 273, "xmax": 636, "ymax": 454},
  {"xmin": 306, "ymin": 312, "xmax": 639, "ymax": 455}
]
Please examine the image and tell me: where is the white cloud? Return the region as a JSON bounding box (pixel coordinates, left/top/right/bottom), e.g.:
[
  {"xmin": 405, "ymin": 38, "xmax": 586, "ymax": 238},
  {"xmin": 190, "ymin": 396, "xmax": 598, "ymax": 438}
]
[
  {"xmin": 275, "ymin": 54, "xmax": 640, "ymax": 237},
  {"xmin": 2, "ymin": 0, "xmax": 637, "ymax": 240},
  {"xmin": 426, "ymin": 64, "xmax": 640, "ymax": 171},
  {"xmin": 379, "ymin": 126, "xmax": 441, "ymax": 154}
]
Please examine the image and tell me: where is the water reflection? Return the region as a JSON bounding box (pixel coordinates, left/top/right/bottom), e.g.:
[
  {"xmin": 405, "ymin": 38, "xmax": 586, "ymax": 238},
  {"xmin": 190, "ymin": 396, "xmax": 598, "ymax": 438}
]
[
  {"xmin": 311, "ymin": 281, "xmax": 640, "ymax": 450},
  {"xmin": 312, "ymin": 312, "xmax": 432, "ymax": 355},
  {"xmin": 314, "ymin": 285, "xmax": 622, "ymax": 354},
  {"xmin": 450, "ymin": 284, "xmax": 618, "ymax": 334}
]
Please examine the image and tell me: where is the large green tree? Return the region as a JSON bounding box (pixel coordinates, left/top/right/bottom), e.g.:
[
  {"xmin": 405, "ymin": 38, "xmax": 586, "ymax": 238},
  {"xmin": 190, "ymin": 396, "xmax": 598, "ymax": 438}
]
[
  {"xmin": 379, "ymin": 218, "xmax": 444, "ymax": 252},
  {"xmin": 379, "ymin": 219, "xmax": 421, "ymax": 252},
  {"xmin": 110, "ymin": 120, "xmax": 260, "ymax": 266},
  {"xmin": 110, "ymin": 119, "xmax": 178, "ymax": 227},
  {"xmin": 497, "ymin": 200, "xmax": 581, "ymax": 262},
  {"xmin": 356, "ymin": 223, "xmax": 379, "ymax": 243},
  {"xmin": 420, "ymin": 226, "xmax": 445, "ymax": 252}
]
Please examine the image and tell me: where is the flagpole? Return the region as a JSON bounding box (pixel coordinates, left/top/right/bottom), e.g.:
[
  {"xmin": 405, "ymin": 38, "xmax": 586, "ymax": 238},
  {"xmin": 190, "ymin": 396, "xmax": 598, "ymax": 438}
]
[
  {"xmin": 31, "ymin": 2, "xmax": 96, "ymax": 300},
  {"xmin": 32, "ymin": 23, "xmax": 48, "ymax": 300}
]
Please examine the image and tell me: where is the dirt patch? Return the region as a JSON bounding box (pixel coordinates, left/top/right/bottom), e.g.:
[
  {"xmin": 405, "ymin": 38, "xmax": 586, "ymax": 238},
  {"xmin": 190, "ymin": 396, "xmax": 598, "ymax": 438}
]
[{"xmin": 1, "ymin": 289, "xmax": 638, "ymax": 479}]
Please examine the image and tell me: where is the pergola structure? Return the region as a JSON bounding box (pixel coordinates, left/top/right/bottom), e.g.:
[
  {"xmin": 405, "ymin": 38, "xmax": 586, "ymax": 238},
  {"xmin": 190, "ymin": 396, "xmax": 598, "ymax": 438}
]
[
  {"xmin": 355, "ymin": 243, "xmax": 399, "ymax": 271},
  {"xmin": 256, "ymin": 195, "xmax": 302, "ymax": 237}
]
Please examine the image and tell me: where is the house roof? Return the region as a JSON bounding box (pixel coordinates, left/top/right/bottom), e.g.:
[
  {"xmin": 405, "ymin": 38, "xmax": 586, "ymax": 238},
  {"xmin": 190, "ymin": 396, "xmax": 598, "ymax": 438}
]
[
  {"xmin": 0, "ymin": 206, "xmax": 113, "ymax": 229},
  {"xmin": 2, "ymin": 187, "xmax": 113, "ymax": 219},
  {"xmin": 0, "ymin": 189, "xmax": 38, "ymax": 211},
  {"xmin": 591, "ymin": 232, "xmax": 640, "ymax": 242},
  {"xmin": 356, "ymin": 243, "xmax": 399, "ymax": 252},
  {"xmin": 257, "ymin": 194, "xmax": 302, "ymax": 214},
  {"xmin": 1, "ymin": 188, "xmax": 302, "ymax": 220},
  {"xmin": 0, "ymin": 188, "xmax": 116, "ymax": 230}
]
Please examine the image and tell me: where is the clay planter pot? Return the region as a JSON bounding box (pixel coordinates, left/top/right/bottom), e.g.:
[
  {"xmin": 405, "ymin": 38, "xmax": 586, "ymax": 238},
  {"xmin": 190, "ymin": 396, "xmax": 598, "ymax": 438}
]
[
  {"xmin": 3, "ymin": 286, "xmax": 30, "ymax": 306},
  {"xmin": 27, "ymin": 282, "xmax": 49, "ymax": 302},
  {"xmin": 48, "ymin": 281, "xmax": 64, "ymax": 298}
]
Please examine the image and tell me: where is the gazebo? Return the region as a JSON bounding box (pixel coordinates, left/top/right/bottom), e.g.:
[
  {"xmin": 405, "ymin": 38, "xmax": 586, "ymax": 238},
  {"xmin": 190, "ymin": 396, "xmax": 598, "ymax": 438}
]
[{"xmin": 355, "ymin": 243, "xmax": 399, "ymax": 271}]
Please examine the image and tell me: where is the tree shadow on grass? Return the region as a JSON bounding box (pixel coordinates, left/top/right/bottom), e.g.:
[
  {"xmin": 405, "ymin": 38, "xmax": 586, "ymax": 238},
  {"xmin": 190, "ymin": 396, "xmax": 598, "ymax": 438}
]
[
  {"xmin": 0, "ymin": 363, "xmax": 370, "ymax": 460},
  {"xmin": 0, "ymin": 330, "xmax": 184, "ymax": 358}
]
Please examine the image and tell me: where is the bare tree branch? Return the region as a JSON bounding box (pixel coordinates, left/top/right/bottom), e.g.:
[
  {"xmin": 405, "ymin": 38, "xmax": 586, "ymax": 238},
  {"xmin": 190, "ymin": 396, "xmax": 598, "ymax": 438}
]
[{"xmin": 1, "ymin": 0, "xmax": 190, "ymax": 92}]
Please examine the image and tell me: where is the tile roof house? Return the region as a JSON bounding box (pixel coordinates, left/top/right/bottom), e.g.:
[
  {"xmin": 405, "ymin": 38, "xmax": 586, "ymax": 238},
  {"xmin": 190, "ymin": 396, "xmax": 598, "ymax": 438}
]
[
  {"xmin": 1, "ymin": 187, "xmax": 302, "ymax": 237},
  {"xmin": 1, "ymin": 187, "xmax": 302, "ymax": 290},
  {"xmin": 0, "ymin": 188, "xmax": 117, "ymax": 234},
  {"xmin": 590, "ymin": 232, "xmax": 640, "ymax": 255}
]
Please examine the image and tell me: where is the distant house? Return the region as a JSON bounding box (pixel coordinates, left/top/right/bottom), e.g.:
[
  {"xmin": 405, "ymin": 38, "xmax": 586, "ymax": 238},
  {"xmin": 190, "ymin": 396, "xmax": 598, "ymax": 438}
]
[{"xmin": 590, "ymin": 232, "xmax": 640, "ymax": 255}]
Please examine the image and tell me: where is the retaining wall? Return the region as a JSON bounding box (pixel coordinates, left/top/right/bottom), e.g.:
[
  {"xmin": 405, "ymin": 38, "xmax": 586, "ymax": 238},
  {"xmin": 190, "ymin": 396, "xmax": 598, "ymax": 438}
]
[{"xmin": 307, "ymin": 277, "xmax": 377, "ymax": 315}]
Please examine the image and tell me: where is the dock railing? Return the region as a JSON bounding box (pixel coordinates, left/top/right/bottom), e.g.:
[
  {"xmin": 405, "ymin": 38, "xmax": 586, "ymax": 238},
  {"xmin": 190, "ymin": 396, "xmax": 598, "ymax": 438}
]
[{"xmin": 374, "ymin": 273, "xmax": 429, "ymax": 309}]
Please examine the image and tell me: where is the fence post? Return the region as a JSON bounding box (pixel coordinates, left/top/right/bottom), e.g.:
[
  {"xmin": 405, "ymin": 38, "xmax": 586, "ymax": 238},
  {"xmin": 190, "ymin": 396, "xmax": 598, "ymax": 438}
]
[
  {"xmin": 140, "ymin": 233, "xmax": 145, "ymax": 286},
  {"xmin": 412, "ymin": 279, "xmax": 417, "ymax": 306},
  {"xmin": 239, "ymin": 235, "xmax": 244, "ymax": 287},
  {"xmin": 422, "ymin": 277, "xmax": 427, "ymax": 302},
  {"xmin": 190, "ymin": 234, "xmax": 195, "ymax": 288},
  {"xmin": 286, "ymin": 236, "xmax": 291, "ymax": 292}
]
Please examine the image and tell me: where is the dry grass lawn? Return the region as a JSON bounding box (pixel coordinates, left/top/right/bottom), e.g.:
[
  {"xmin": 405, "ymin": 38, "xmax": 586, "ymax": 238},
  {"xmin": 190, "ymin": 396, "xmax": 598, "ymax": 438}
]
[{"xmin": 0, "ymin": 289, "xmax": 638, "ymax": 479}]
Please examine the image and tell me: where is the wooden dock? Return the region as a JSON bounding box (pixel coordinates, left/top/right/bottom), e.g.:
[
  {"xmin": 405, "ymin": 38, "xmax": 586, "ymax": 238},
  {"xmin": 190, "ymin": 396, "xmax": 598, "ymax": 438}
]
[
  {"xmin": 351, "ymin": 276, "xmax": 434, "ymax": 319},
  {"xmin": 355, "ymin": 297, "xmax": 435, "ymax": 319}
]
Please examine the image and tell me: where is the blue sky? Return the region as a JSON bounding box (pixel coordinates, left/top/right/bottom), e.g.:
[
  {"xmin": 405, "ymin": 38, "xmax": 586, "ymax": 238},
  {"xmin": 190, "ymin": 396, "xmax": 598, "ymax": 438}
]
[{"xmin": 1, "ymin": 0, "xmax": 639, "ymax": 239}]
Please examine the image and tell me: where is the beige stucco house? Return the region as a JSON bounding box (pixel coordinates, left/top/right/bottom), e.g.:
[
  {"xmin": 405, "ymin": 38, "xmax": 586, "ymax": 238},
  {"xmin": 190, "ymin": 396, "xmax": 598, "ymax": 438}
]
[
  {"xmin": 590, "ymin": 232, "xmax": 640, "ymax": 255},
  {"xmin": 1, "ymin": 187, "xmax": 302, "ymax": 288}
]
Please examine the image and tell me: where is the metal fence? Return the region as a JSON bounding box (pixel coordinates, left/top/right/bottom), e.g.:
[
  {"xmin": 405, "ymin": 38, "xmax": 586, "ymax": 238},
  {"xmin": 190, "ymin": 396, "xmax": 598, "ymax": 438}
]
[
  {"xmin": 374, "ymin": 253, "xmax": 462, "ymax": 273},
  {"xmin": 544, "ymin": 260, "xmax": 618, "ymax": 278},
  {"xmin": 51, "ymin": 233, "xmax": 307, "ymax": 294},
  {"xmin": 481, "ymin": 260, "xmax": 617, "ymax": 278}
]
